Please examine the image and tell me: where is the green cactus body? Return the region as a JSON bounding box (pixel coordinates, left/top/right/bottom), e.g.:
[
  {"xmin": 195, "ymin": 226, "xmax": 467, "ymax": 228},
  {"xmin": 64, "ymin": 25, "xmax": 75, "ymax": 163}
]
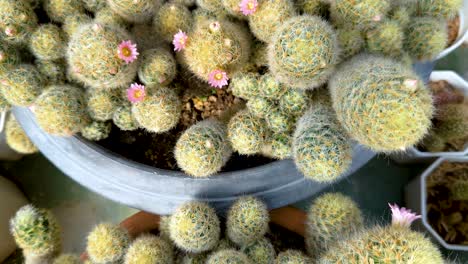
[
  {"xmin": 389, "ymin": 6, "xmax": 411, "ymax": 27},
  {"xmin": 268, "ymin": 16, "xmax": 339, "ymax": 90},
  {"xmin": 258, "ymin": 73, "xmax": 287, "ymax": 99},
  {"xmin": 0, "ymin": 42, "xmax": 21, "ymax": 72},
  {"xmin": 138, "ymin": 48, "xmax": 177, "ymax": 86},
  {"xmin": 63, "ymin": 13, "xmax": 93, "ymax": 38},
  {"xmin": 184, "ymin": 19, "xmax": 251, "ymax": 82},
  {"xmin": 82, "ymin": 0, "xmax": 107, "ymax": 12},
  {"xmin": 241, "ymin": 238, "xmax": 275, "ymax": 264},
  {"xmin": 44, "ymin": 0, "xmax": 85, "ymax": 23},
  {"xmin": 192, "ymin": 7, "xmax": 229, "ymax": 24},
  {"xmin": 265, "ymin": 108, "xmax": 293, "ymax": 133},
  {"xmin": 262, "ymin": 131, "xmax": 292, "ymax": 160},
  {"xmin": 196, "ymin": 0, "xmax": 226, "ymax": 13},
  {"xmin": 293, "ymin": 102, "xmax": 352, "ymax": 182},
  {"xmin": 154, "ymin": 3, "xmax": 193, "ymax": 43},
  {"xmin": 86, "ymin": 88, "xmax": 121, "ymax": 121},
  {"xmin": 0, "ymin": 95, "xmax": 10, "ymax": 112},
  {"xmin": 30, "ymin": 24, "xmax": 66, "ymax": 60},
  {"xmin": 113, "ymin": 104, "xmax": 139, "ymax": 131},
  {"xmin": 404, "ymin": 17, "xmax": 448, "ymax": 61},
  {"xmin": 207, "ymin": 249, "xmax": 252, "ymax": 264},
  {"xmin": 305, "ymin": 193, "xmax": 363, "ymax": 259},
  {"xmin": 279, "ymin": 89, "xmax": 309, "ymax": 117},
  {"xmin": 296, "ymin": 0, "xmax": 328, "ymax": 16},
  {"xmin": 417, "ymin": 0, "xmax": 462, "ymax": 19},
  {"xmin": 451, "ymin": 179, "xmax": 468, "ymax": 200},
  {"xmin": 87, "ymin": 223, "xmax": 130, "ymax": 264},
  {"xmin": 246, "ymin": 97, "xmax": 274, "ymax": 118},
  {"xmin": 249, "ymin": 0, "xmax": 296, "ymax": 43},
  {"xmin": 217, "ymin": 238, "xmax": 237, "ymax": 251},
  {"xmin": 230, "ymin": 72, "xmax": 260, "ymax": 100},
  {"xmin": 227, "ymin": 196, "xmax": 269, "ymax": 246},
  {"xmin": 95, "ymin": 7, "xmax": 128, "ymax": 28},
  {"xmin": 175, "ymin": 119, "xmax": 232, "ymax": 177},
  {"xmin": 366, "ymin": 20, "xmax": 404, "ymax": 58},
  {"xmin": 180, "ymin": 253, "xmax": 208, "ymax": 264},
  {"xmin": 330, "ymin": 0, "xmax": 390, "ymax": 30},
  {"xmin": 228, "ymin": 109, "xmax": 267, "ymax": 155},
  {"xmin": 124, "ymin": 235, "xmax": 173, "ymax": 264},
  {"xmin": 0, "ymin": 64, "xmax": 45, "ymax": 106},
  {"xmin": 421, "ymin": 131, "xmax": 446, "ymax": 152},
  {"xmin": 108, "ymin": 0, "xmax": 162, "ymax": 24},
  {"xmin": 52, "ymin": 254, "xmax": 81, "ymax": 264},
  {"xmin": 81, "ymin": 121, "xmax": 111, "ymax": 141},
  {"xmin": 10, "ymin": 205, "xmax": 61, "ymax": 261},
  {"xmin": 6, "ymin": 116, "xmax": 37, "ymax": 154},
  {"xmin": 221, "ymin": 0, "xmax": 247, "ymax": 18},
  {"xmin": 158, "ymin": 215, "xmax": 171, "ymax": 242},
  {"xmin": 276, "ymin": 250, "xmax": 312, "ymax": 264},
  {"xmin": 318, "ymin": 226, "xmax": 444, "ymax": 264},
  {"xmin": 0, "ymin": 0, "xmax": 38, "ymax": 44},
  {"xmin": 36, "ymin": 60, "xmax": 67, "ymax": 84},
  {"xmin": 170, "ymin": 201, "xmax": 220, "ymax": 253},
  {"xmin": 329, "ymin": 54, "xmax": 434, "ymax": 152},
  {"xmin": 336, "ymin": 28, "xmax": 364, "ymax": 60},
  {"xmin": 435, "ymin": 103, "xmax": 468, "ymax": 141},
  {"xmin": 34, "ymin": 85, "xmax": 90, "ymax": 137},
  {"xmin": 132, "ymin": 87, "xmax": 181, "ymax": 133},
  {"xmin": 67, "ymin": 23, "xmax": 138, "ymax": 90}
]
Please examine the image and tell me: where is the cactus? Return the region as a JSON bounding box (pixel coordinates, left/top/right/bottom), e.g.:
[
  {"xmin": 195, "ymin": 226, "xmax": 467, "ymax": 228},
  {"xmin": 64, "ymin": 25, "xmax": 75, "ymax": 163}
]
[
  {"xmin": 124, "ymin": 234, "xmax": 173, "ymax": 264},
  {"xmin": 34, "ymin": 85, "xmax": 90, "ymax": 137},
  {"xmin": 217, "ymin": 238, "xmax": 237, "ymax": 251},
  {"xmin": 265, "ymin": 108, "xmax": 293, "ymax": 133},
  {"xmin": 158, "ymin": 215, "xmax": 171, "ymax": 242},
  {"xmin": 389, "ymin": 6, "xmax": 411, "ymax": 27},
  {"xmin": 67, "ymin": 23, "xmax": 138, "ymax": 90},
  {"xmin": 336, "ymin": 28, "xmax": 364, "ymax": 60},
  {"xmin": 138, "ymin": 48, "xmax": 177, "ymax": 86},
  {"xmin": 251, "ymin": 41, "xmax": 268, "ymax": 68},
  {"xmin": 44, "ymin": 0, "xmax": 86, "ymax": 23},
  {"xmin": 258, "ymin": 73, "xmax": 287, "ymax": 99},
  {"xmin": 296, "ymin": 0, "xmax": 328, "ymax": 16},
  {"xmin": 52, "ymin": 254, "xmax": 81, "ymax": 264},
  {"xmin": 0, "ymin": 41, "xmax": 22, "ymax": 72},
  {"xmin": 87, "ymin": 223, "xmax": 130, "ymax": 264},
  {"xmin": 95, "ymin": 7, "xmax": 128, "ymax": 28},
  {"xmin": 293, "ymin": 102, "xmax": 352, "ymax": 182},
  {"xmin": 262, "ymin": 132, "xmax": 292, "ymax": 160},
  {"xmin": 249, "ymin": 0, "xmax": 296, "ymax": 43},
  {"xmin": 86, "ymin": 88, "xmax": 121, "ymax": 121},
  {"xmin": 154, "ymin": 3, "xmax": 193, "ymax": 43},
  {"xmin": 221, "ymin": 0, "xmax": 247, "ymax": 18},
  {"xmin": 184, "ymin": 19, "xmax": 251, "ymax": 83},
  {"xmin": 0, "ymin": 0, "xmax": 38, "ymax": 44},
  {"xmin": 63, "ymin": 13, "xmax": 93, "ymax": 38},
  {"xmin": 6, "ymin": 116, "xmax": 38, "ymax": 154},
  {"xmin": 174, "ymin": 0, "xmax": 196, "ymax": 7},
  {"xmin": 241, "ymin": 238, "xmax": 275, "ymax": 264},
  {"xmin": 227, "ymin": 196, "xmax": 269, "ymax": 246},
  {"xmin": 10, "ymin": 205, "xmax": 61, "ymax": 264},
  {"xmin": 81, "ymin": 121, "xmax": 112, "ymax": 141},
  {"xmin": 196, "ymin": 0, "xmax": 226, "ymax": 13},
  {"xmin": 276, "ymin": 250, "xmax": 312, "ymax": 264},
  {"xmin": 206, "ymin": 249, "xmax": 252, "ymax": 264},
  {"xmin": 132, "ymin": 86, "xmax": 181, "ymax": 133},
  {"xmin": 268, "ymin": 16, "xmax": 339, "ymax": 90},
  {"xmin": 366, "ymin": 20, "xmax": 404, "ymax": 58},
  {"xmin": 404, "ymin": 17, "xmax": 448, "ymax": 61},
  {"xmin": 0, "ymin": 95, "xmax": 10, "ymax": 112},
  {"xmin": 228, "ymin": 109, "xmax": 267, "ymax": 155},
  {"xmin": 108, "ymin": 0, "xmax": 162, "ymax": 24},
  {"xmin": 416, "ymin": 0, "xmax": 462, "ymax": 19},
  {"xmin": 246, "ymin": 97, "xmax": 274, "ymax": 118},
  {"xmin": 329, "ymin": 54, "xmax": 434, "ymax": 152},
  {"xmin": 170, "ymin": 201, "xmax": 220, "ymax": 253},
  {"xmin": 450, "ymin": 179, "xmax": 468, "ymax": 200},
  {"xmin": 36, "ymin": 60, "xmax": 67, "ymax": 84},
  {"xmin": 434, "ymin": 103, "xmax": 468, "ymax": 141},
  {"xmin": 279, "ymin": 89, "xmax": 309, "ymax": 117},
  {"xmin": 113, "ymin": 104, "xmax": 139, "ymax": 131},
  {"xmin": 305, "ymin": 193, "xmax": 363, "ymax": 259},
  {"xmin": 230, "ymin": 72, "xmax": 260, "ymax": 100},
  {"xmin": 30, "ymin": 24, "xmax": 66, "ymax": 60},
  {"xmin": 329, "ymin": 0, "xmax": 390, "ymax": 30},
  {"xmin": 0, "ymin": 64, "xmax": 45, "ymax": 106},
  {"xmin": 180, "ymin": 253, "xmax": 208, "ymax": 264},
  {"xmin": 82, "ymin": 0, "xmax": 107, "ymax": 12}
]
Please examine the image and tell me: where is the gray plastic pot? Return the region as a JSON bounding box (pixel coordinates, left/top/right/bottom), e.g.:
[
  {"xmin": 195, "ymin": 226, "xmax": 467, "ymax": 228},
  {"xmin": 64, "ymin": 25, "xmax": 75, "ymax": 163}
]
[{"xmin": 13, "ymin": 107, "xmax": 375, "ymax": 215}]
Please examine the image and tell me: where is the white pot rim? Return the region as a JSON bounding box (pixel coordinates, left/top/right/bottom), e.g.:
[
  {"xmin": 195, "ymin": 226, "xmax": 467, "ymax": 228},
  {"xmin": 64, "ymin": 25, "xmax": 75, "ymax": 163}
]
[{"xmin": 436, "ymin": 9, "xmax": 468, "ymax": 60}]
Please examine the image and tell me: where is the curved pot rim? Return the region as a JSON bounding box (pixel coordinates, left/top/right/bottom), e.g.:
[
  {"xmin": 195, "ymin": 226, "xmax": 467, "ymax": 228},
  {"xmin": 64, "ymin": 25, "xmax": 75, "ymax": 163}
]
[{"xmin": 436, "ymin": 9, "xmax": 468, "ymax": 60}]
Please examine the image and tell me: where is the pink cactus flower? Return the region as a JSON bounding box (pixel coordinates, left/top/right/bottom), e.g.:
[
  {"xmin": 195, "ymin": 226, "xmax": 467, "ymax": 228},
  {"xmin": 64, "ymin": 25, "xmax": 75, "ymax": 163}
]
[
  {"xmin": 404, "ymin": 79, "xmax": 418, "ymax": 89},
  {"xmin": 5, "ymin": 27, "xmax": 16, "ymax": 37},
  {"xmin": 389, "ymin": 203, "xmax": 421, "ymax": 228},
  {"xmin": 239, "ymin": 0, "xmax": 258, "ymax": 15},
  {"xmin": 127, "ymin": 83, "xmax": 146, "ymax": 103},
  {"xmin": 208, "ymin": 70, "xmax": 229, "ymax": 88},
  {"xmin": 372, "ymin": 15, "xmax": 382, "ymax": 22},
  {"xmin": 173, "ymin": 30, "xmax": 188, "ymax": 52},
  {"xmin": 118, "ymin": 40, "xmax": 139, "ymax": 64}
]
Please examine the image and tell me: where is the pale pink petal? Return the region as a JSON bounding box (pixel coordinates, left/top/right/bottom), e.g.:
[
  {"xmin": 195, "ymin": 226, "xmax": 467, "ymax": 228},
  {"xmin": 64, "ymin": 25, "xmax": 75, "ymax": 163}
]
[
  {"xmin": 389, "ymin": 203, "xmax": 421, "ymax": 228},
  {"xmin": 118, "ymin": 40, "xmax": 139, "ymax": 64},
  {"xmin": 127, "ymin": 83, "xmax": 146, "ymax": 103},
  {"xmin": 239, "ymin": 0, "xmax": 258, "ymax": 15},
  {"xmin": 5, "ymin": 27, "xmax": 15, "ymax": 37},
  {"xmin": 372, "ymin": 15, "xmax": 382, "ymax": 22},
  {"xmin": 208, "ymin": 70, "xmax": 229, "ymax": 88},
  {"xmin": 173, "ymin": 31, "xmax": 188, "ymax": 52}
]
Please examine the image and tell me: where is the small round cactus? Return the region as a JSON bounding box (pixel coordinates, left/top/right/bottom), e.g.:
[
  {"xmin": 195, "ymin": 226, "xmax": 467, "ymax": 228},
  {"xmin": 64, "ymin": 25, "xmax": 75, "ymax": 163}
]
[
  {"xmin": 154, "ymin": 3, "xmax": 193, "ymax": 43},
  {"xmin": 216, "ymin": 238, "xmax": 237, "ymax": 251},
  {"xmin": 0, "ymin": 41, "xmax": 22, "ymax": 71},
  {"xmin": 67, "ymin": 23, "xmax": 138, "ymax": 90},
  {"xmin": 329, "ymin": 54, "xmax": 434, "ymax": 152},
  {"xmin": 221, "ymin": 0, "xmax": 247, "ymax": 18},
  {"xmin": 43, "ymin": 0, "xmax": 86, "ymax": 23},
  {"xmin": 241, "ymin": 238, "xmax": 275, "ymax": 264},
  {"xmin": 265, "ymin": 108, "xmax": 293, "ymax": 133},
  {"xmin": 36, "ymin": 59, "xmax": 67, "ymax": 84},
  {"xmin": 6, "ymin": 116, "xmax": 38, "ymax": 154},
  {"xmin": 389, "ymin": 6, "xmax": 411, "ymax": 27},
  {"xmin": 10, "ymin": 205, "xmax": 61, "ymax": 262},
  {"xmin": 180, "ymin": 253, "xmax": 208, "ymax": 264},
  {"xmin": 82, "ymin": 0, "xmax": 107, "ymax": 12},
  {"xmin": 63, "ymin": 13, "xmax": 93, "ymax": 38},
  {"xmin": 276, "ymin": 250, "xmax": 311, "ymax": 264},
  {"xmin": 138, "ymin": 48, "xmax": 177, "ymax": 86},
  {"xmin": 336, "ymin": 28, "xmax": 364, "ymax": 60},
  {"xmin": 0, "ymin": 95, "xmax": 10, "ymax": 112},
  {"xmin": 86, "ymin": 223, "xmax": 130, "ymax": 264},
  {"xmin": 305, "ymin": 193, "xmax": 363, "ymax": 258},
  {"xmin": 434, "ymin": 103, "xmax": 468, "ymax": 141},
  {"xmin": 293, "ymin": 103, "xmax": 352, "ymax": 182},
  {"xmin": 268, "ymin": 16, "xmax": 339, "ymax": 90},
  {"xmin": 86, "ymin": 88, "xmax": 121, "ymax": 121},
  {"xmin": 81, "ymin": 121, "xmax": 112, "ymax": 141},
  {"xmin": 34, "ymin": 85, "xmax": 90, "ymax": 137},
  {"xmin": 113, "ymin": 104, "xmax": 139, "ymax": 131},
  {"xmin": 108, "ymin": 0, "xmax": 162, "ymax": 24},
  {"xmin": 30, "ymin": 24, "xmax": 66, "ymax": 60},
  {"xmin": 206, "ymin": 249, "xmax": 252, "ymax": 264},
  {"xmin": 366, "ymin": 20, "xmax": 404, "ymax": 58},
  {"xmin": 95, "ymin": 7, "xmax": 128, "ymax": 28},
  {"xmin": 124, "ymin": 234, "xmax": 173, "ymax": 264},
  {"xmin": 228, "ymin": 109, "xmax": 267, "ymax": 155},
  {"xmin": 230, "ymin": 72, "xmax": 260, "ymax": 100},
  {"xmin": 196, "ymin": 0, "xmax": 226, "ymax": 13},
  {"xmin": 249, "ymin": 0, "xmax": 296, "ymax": 43},
  {"xmin": 53, "ymin": 254, "xmax": 81, "ymax": 264},
  {"xmin": 279, "ymin": 89, "xmax": 309, "ymax": 117},
  {"xmin": 0, "ymin": 0, "xmax": 38, "ymax": 44},
  {"xmin": 158, "ymin": 215, "xmax": 171, "ymax": 242},
  {"xmin": 296, "ymin": 0, "xmax": 328, "ymax": 16},
  {"xmin": 416, "ymin": 0, "xmax": 462, "ymax": 19},
  {"xmin": 227, "ymin": 196, "xmax": 269, "ymax": 246},
  {"xmin": 258, "ymin": 73, "xmax": 287, "ymax": 99},
  {"xmin": 404, "ymin": 17, "xmax": 448, "ymax": 61},
  {"xmin": 246, "ymin": 97, "xmax": 274, "ymax": 119},
  {"xmin": 330, "ymin": 0, "xmax": 390, "ymax": 30},
  {"xmin": 262, "ymin": 132, "xmax": 292, "ymax": 160},
  {"xmin": 0, "ymin": 64, "xmax": 45, "ymax": 106},
  {"xmin": 169, "ymin": 201, "xmax": 220, "ymax": 253},
  {"xmin": 450, "ymin": 179, "xmax": 468, "ymax": 200},
  {"xmin": 132, "ymin": 87, "xmax": 181, "ymax": 133}
]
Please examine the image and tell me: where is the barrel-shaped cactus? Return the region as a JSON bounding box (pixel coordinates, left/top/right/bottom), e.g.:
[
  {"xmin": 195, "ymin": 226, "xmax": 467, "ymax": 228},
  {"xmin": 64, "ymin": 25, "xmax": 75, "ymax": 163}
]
[
  {"xmin": 0, "ymin": 41, "xmax": 22, "ymax": 72},
  {"xmin": 6, "ymin": 116, "xmax": 38, "ymax": 154},
  {"xmin": 249, "ymin": 0, "xmax": 296, "ymax": 42},
  {"xmin": 124, "ymin": 235, "xmax": 173, "ymax": 264},
  {"xmin": 276, "ymin": 250, "xmax": 312, "ymax": 264},
  {"xmin": 265, "ymin": 108, "xmax": 294, "ymax": 133},
  {"xmin": 434, "ymin": 103, "xmax": 468, "ymax": 141},
  {"xmin": 258, "ymin": 73, "xmax": 287, "ymax": 99},
  {"xmin": 87, "ymin": 223, "xmax": 130, "ymax": 264},
  {"xmin": 246, "ymin": 97, "xmax": 274, "ymax": 119},
  {"xmin": 336, "ymin": 28, "xmax": 364, "ymax": 60},
  {"xmin": 241, "ymin": 238, "xmax": 275, "ymax": 264},
  {"xmin": 262, "ymin": 132, "xmax": 292, "ymax": 160},
  {"xmin": 366, "ymin": 20, "xmax": 404, "ymax": 58},
  {"xmin": 330, "ymin": 0, "xmax": 390, "ymax": 30},
  {"xmin": 230, "ymin": 72, "xmax": 260, "ymax": 100},
  {"xmin": 36, "ymin": 59, "xmax": 67, "ymax": 84},
  {"xmin": 0, "ymin": 64, "xmax": 45, "ymax": 106},
  {"xmin": 113, "ymin": 104, "xmax": 139, "ymax": 131},
  {"xmin": 154, "ymin": 3, "xmax": 193, "ymax": 43},
  {"xmin": 108, "ymin": 0, "xmax": 163, "ymax": 24},
  {"xmin": 404, "ymin": 17, "xmax": 448, "ymax": 61},
  {"xmin": 0, "ymin": 0, "xmax": 38, "ymax": 44},
  {"xmin": 63, "ymin": 13, "xmax": 93, "ymax": 38},
  {"xmin": 81, "ymin": 121, "xmax": 112, "ymax": 141},
  {"xmin": 86, "ymin": 88, "xmax": 121, "ymax": 121},
  {"xmin": 206, "ymin": 249, "xmax": 252, "ymax": 264},
  {"xmin": 30, "ymin": 24, "xmax": 66, "ymax": 60},
  {"xmin": 44, "ymin": 0, "xmax": 85, "ymax": 23},
  {"xmin": 416, "ymin": 0, "xmax": 462, "ymax": 19},
  {"xmin": 279, "ymin": 89, "xmax": 309, "ymax": 117},
  {"xmin": 228, "ymin": 109, "xmax": 267, "ymax": 155},
  {"xmin": 138, "ymin": 48, "xmax": 177, "ymax": 86}
]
